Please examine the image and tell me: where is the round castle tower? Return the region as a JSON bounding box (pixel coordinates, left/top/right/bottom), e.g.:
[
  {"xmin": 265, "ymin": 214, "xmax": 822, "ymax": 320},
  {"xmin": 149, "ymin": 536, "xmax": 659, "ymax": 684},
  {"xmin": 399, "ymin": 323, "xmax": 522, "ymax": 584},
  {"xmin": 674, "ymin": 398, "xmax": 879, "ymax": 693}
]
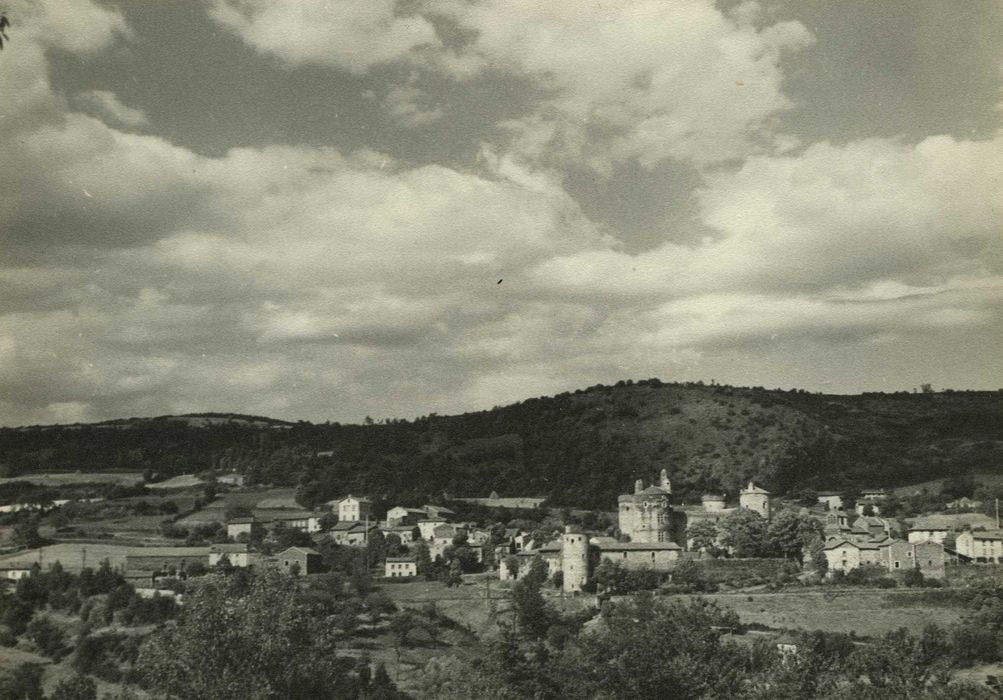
[
  {"xmin": 739, "ymin": 481, "xmax": 771, "ymax": 519},
  {"xmin": 561, "ymin": 525, "xmax": 589, "ymax": 593}
]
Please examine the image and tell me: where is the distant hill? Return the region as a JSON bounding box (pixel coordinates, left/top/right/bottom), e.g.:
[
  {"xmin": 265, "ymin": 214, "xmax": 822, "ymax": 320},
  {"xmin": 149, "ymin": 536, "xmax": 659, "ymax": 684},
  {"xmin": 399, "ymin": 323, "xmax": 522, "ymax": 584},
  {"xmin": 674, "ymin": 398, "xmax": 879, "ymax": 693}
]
[{"xmin": 1, "ymin": 381, "xmax": 1001, "ymax": 510}]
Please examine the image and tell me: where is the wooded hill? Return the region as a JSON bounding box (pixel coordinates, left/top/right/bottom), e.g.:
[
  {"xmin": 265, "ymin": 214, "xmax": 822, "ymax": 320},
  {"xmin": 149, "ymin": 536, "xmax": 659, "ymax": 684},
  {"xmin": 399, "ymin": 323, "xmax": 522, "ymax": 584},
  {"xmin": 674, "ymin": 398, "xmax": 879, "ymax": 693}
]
[{"xmin": 1, "ymin": 382, "xmax": 1001, "ymax": 510}]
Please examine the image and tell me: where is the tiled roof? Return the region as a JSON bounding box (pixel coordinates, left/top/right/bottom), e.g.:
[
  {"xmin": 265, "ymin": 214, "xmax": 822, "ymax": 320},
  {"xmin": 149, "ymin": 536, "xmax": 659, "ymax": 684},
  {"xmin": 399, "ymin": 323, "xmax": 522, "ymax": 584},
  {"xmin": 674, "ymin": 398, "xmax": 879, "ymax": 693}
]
[{"xmin": 599, "ymin": 542, "xmax": 681, "ymax": 551}]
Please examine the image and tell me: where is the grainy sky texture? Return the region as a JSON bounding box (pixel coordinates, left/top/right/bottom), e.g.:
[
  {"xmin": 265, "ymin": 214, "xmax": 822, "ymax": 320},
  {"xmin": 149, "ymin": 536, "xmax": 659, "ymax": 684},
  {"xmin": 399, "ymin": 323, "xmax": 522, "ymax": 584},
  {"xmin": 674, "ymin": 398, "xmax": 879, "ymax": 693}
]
[{"xmin": 1, "ymin": 0, "xmax": 1001, "ymax": 425}]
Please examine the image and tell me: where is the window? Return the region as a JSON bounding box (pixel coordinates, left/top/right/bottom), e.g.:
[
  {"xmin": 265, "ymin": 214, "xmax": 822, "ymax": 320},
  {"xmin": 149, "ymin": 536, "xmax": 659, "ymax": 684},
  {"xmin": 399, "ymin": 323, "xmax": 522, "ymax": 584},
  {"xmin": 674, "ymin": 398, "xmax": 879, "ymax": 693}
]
[{"xmin": 894, "ymin": 561, "xmax": 900, "ymax": 569}]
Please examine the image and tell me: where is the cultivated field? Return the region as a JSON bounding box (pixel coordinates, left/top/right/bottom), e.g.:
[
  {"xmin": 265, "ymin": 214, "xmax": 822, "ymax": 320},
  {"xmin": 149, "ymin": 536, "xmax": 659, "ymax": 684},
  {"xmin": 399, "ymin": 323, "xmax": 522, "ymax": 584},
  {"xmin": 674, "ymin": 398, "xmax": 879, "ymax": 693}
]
[
  {"xmin": 699, "ymin": 589, "xmax": 968, "ymax": 637},
  {"xmin": 0, "ymin": 472, "xmax": 143, "ymax": 487}
]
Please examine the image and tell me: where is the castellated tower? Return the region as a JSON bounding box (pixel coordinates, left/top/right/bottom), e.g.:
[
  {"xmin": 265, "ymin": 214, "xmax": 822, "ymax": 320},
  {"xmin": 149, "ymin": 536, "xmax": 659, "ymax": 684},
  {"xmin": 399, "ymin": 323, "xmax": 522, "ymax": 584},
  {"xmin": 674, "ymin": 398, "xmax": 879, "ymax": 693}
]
[
  {"xmin": 561, "ymin": 525, "xmax": 589, "ymax": 593},
  {"xmin": 617, "ymin": 470, "xmax": 673, "ymax": 543}
]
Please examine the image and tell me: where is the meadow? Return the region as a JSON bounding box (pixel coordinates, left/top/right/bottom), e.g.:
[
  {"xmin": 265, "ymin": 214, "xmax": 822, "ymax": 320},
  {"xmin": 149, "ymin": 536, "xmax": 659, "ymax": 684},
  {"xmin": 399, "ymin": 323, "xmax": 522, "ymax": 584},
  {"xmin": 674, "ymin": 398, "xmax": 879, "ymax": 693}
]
[{"xmin": 699, "ymin": 589, "xmax": 967, "ymax": 637}]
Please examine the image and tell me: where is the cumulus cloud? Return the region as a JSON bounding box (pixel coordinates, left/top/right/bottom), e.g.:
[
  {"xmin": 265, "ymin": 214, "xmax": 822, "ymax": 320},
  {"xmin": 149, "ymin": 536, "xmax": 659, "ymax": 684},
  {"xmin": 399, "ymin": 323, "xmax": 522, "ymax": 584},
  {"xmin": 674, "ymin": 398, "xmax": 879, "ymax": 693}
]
[
  {"xmin": 208, "ymin": 0, "xmax": 812, "ymax": 171},
  {"xmin": 208, "ymin": 0, "xmax": 440, "ymax": 73},
  {"xmin": 75, "ymin": 90, "xmax": 148, "ymax": 128},
  {"xmin": 0, "ymin": 0, "xmax": 1000, "ymax": 426}
]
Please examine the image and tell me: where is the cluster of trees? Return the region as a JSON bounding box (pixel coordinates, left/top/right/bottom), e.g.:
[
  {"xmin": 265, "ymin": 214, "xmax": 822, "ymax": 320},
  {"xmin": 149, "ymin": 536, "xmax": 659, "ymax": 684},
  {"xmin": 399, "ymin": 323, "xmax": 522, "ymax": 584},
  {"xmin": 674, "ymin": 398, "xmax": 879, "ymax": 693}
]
[
  {"xmin": 687, "ymin": 510, "xmax": 826, "ymax": 566},
  {"xmin": 0, "ymin": 560, "xmax": 182, "ymax": 696},
  {"xmin": 138, "ymin": 569, "xmax": 406, "ymax": 699},
  {"xmin": 418, "ymin": 584, "xmax": 1003, "ymax": 699}
]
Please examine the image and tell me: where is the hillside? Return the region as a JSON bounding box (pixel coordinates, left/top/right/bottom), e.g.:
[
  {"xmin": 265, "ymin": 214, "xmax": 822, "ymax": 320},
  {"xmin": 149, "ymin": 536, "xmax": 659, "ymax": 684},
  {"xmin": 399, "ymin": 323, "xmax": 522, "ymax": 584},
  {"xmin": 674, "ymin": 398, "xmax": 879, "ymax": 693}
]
[{"xmin": 1, "ymin": 381, "xmax": 1001, "ymax": 510}]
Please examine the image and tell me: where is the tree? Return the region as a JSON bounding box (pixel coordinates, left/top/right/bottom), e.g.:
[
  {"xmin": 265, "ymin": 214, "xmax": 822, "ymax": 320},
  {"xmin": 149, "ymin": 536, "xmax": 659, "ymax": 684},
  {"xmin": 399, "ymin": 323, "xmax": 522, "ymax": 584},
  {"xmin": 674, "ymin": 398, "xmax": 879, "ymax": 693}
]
[
  {"xmin": 49, "ymin": 674, "xmax": 97, "ymax": 700},
  {"xmin": 412, "ymin": 540, "xmax": 432, "ymax": 576},
  {"xmin": 138, "ymin": 570, "xmax": 363, "ymax": 699},
  {"xmin": 510, "ymin": 565, "xmax": 551, "ymax": 640},
  {"xmin": 767, "ymin": 511, "xmax": 824, "ymax": 562},
  {"xmin": 25, "ymin": 615, "xmax": 66, "ymax": 659},
  {"xmin": 845, "ymin": 625, "xmax": 957, "ymax": 694},
  {"xmin": 809, "ymin": 537, "xmax": 828, "ymax": 575},
  {"xmin": 444, "ymin": 559, "xmax": 463, "ymax": 588},
  {"xmin": 561, "ymin": 597, "xmax": 744, "ymax": 698},
  {"xmin": 0, "ymin": 663, "xmax": 44, "ymax": 700},
  {"xmin": 11, "ymin": 517, "xmax": 43, "ymax": 550},
  {"xmin": 719, "ymin": 509, "xmax": 770, "ymax": 557},
  {"xmin": 686, "ymin": 519, "xmax": 719, "ymax": 554}
]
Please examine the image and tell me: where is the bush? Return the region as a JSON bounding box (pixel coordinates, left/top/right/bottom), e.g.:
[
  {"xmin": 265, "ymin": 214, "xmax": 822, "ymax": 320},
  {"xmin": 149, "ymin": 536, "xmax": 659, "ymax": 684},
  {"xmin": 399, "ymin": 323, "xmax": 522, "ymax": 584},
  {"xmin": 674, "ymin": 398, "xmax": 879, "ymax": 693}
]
[
  {"xmin": 902, "ymin": 567, "xmax": 925, "ymax": 588},
  {"xmin": 667, "ymin": 560, "xmax": 718, "ymax": 593},
  {"xmin": 26, "ymin": 615, "xmax": 67, "ymax": 660}
]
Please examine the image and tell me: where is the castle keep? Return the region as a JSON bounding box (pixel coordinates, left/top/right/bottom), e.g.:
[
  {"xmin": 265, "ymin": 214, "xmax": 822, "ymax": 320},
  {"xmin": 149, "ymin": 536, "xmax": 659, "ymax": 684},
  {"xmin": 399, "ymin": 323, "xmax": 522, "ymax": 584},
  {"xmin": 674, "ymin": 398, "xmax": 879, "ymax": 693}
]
[{"xmin": 618, "ymin": 469, "xmax": 675, "ymax": 543}]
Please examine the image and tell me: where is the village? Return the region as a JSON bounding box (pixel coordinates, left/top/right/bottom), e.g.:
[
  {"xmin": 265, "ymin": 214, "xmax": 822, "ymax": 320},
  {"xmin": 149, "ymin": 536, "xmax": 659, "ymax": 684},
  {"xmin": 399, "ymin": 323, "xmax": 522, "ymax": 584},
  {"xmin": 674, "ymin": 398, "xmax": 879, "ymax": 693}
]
[
  {"xmin": 1, "ymin": 466, "xmax": 999, "ymax": 596},
  {"xmin": 0, "ymin": 455, "xmax": 1002, "ymax": 696}
]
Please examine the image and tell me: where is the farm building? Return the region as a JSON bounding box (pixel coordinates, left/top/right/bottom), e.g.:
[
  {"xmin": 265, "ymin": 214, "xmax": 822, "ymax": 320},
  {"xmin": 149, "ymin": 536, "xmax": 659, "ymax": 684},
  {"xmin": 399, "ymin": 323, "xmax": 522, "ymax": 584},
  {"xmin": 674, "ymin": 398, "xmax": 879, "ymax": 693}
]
[
  {"xmin": 455, "ymin": 493, "xmax": 546, "ymax": 509},
  {"xmin": 330, "ymin": 521, "xmax": 377, "ymax": 546},
  {"xmin": 226, "ymin": 517, "xmax": 259, "ymax": 539},
  {"xmin": 816, "ymin": 492, "xmax": 844, "ymax": 510},
  {"xmin": 209, "ymin": 543, "xmax": 250, "ymax": 567}
]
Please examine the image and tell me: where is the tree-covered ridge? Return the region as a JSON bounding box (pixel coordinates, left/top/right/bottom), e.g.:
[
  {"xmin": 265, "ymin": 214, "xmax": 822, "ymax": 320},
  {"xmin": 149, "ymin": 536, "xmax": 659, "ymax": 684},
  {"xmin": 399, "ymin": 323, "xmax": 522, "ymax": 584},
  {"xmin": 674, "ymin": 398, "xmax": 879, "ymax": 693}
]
[{"xmin": 1, "ymin": 381, "xmax": 1001, "ymax": 510}]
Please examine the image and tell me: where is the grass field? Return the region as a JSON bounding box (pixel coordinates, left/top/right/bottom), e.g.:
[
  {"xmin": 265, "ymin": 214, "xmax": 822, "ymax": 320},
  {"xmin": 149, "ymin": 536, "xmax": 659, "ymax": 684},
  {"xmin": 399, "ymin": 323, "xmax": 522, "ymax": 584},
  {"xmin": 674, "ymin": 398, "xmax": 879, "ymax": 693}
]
[
  {"xmin": 146, "ymin": 474, "xmax": 205, "ymax": 490},
  {"xmin": 0, "ymin": 543, "xmax": 208, "ymax": 571},
  {"xmin": 698, "ymin": 589, "xmax": 967, "ymax": 637},
  {"xmin": 0, "ymin": 472, "xmax": 143, "ymax": 487}
]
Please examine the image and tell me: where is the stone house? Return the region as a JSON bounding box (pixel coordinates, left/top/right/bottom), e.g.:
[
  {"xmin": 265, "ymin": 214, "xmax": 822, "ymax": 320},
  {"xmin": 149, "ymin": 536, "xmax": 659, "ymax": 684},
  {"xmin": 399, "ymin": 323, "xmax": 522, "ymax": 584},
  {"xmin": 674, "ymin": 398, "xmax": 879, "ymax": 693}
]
[
  {"xmin": 417, "ymin": 518, "xmax": 447, "ymax": 541},
  {"xmin": 333, "ymin": 495, "xmax": 373, "ymax": 523},
  {"xmin": 955, "ymin": 530, "xmax": 1003, "ymax": 563},
  {"xmin": 598, "ymin": 542, "xmax": 682, "ymax": 571},
  {"xmin": 881, "ymin": 539, "xmax": 946, "ymax": 578},
  {"xmin": 276, "ymin": 546, "xmax": 322, "ymax": 575},
  {"xmin": 824, "ymin": 540, "xmax": 878, "ymax": 573},
  {"xmin": 384, "ymin": 556, "xmax": 417, "ymax": 578},
  {"xmin": 385, "ymin": 507, "xmax": 426, "ymax": 527}
]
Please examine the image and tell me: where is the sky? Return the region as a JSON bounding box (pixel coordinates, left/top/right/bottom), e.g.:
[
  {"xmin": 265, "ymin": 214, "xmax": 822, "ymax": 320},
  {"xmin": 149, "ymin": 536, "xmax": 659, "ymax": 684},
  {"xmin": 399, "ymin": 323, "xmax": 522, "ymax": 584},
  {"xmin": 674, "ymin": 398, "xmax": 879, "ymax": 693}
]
[{"xmin": 1, "ymin": 0, "xmax": 1001, "ymax": 426}]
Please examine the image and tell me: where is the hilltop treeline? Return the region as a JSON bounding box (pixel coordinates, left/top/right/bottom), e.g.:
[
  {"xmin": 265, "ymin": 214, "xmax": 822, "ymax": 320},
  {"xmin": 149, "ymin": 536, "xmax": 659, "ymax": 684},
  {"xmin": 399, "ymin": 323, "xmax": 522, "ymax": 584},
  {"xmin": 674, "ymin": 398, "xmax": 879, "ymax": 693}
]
[{"xmin": 1, "ymin": 382, "xmax": 1001, "ymax": 510}]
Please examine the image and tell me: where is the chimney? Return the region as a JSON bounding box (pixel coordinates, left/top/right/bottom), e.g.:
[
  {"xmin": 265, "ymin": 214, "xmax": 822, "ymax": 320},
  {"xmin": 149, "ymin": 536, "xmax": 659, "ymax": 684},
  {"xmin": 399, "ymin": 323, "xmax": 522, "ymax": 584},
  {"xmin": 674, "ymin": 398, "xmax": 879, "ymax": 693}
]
[
  {"xmin": 634, "ymin": 479, "xmax": 643, "ymax": 494},
  {"xmin": 660, "ymin": 469, "xmax": 671, "ymax": 492},
  {"xmin": 565, "ymin": 525, "xmax": 572, "ymax": 534}
]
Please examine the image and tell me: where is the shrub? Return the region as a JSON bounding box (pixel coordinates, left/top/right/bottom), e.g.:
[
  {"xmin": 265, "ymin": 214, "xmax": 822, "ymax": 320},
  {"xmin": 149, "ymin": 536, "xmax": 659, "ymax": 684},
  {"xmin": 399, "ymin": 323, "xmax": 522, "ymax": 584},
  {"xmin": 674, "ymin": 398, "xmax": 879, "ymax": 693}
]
[{"xmin": 26, "ymin": 615, "xmax": 67, "ymax": 660}]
